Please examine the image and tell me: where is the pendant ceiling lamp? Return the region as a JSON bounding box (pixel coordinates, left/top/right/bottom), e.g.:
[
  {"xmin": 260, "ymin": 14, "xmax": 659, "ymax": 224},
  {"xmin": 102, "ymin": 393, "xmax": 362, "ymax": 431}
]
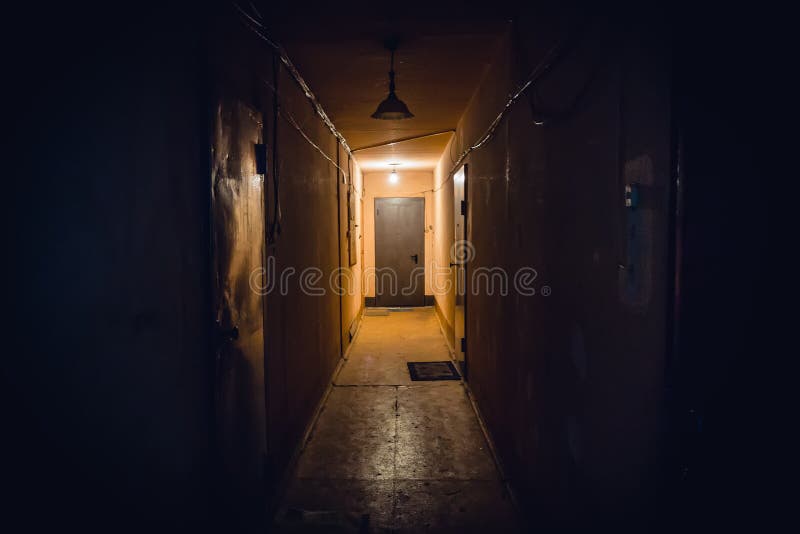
[{"xmin": 371, "ymin": 40, "xmax": 414, "ymax": 120}]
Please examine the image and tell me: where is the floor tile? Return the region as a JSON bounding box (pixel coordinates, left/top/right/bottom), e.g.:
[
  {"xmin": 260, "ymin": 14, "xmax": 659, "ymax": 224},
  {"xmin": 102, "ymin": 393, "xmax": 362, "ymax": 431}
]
[
  {"xmin": 394, "ymin": 479, "xmax": 519, "ymax": 533},
  {"xmin": 395, "ymin": 384, "xmax": 498, "ymax": 480},
  {"xmin": 295, "ymin": 386, "xmax": 396, "ymax": 480},
  {"xmin": 281, "ymin": 308, "xmax": 520, "ymax": 532}
]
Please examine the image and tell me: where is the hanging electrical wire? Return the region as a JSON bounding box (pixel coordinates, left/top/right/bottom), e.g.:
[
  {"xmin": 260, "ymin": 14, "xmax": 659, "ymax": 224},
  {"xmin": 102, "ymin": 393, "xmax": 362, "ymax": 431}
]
[
  {"xmin": 231, "ymin": 1, "xmax": 353, "ymax": 168},
  {"xmin": 234, "ymin": 0, "xmax": 588, "ymax": 197},
  {"xmin": 282, "ymin": 107, "xmax": 348, "ymax": 173},
  {"xmin": 233, "ymin": 0, "xmax": 354, "ymax": 245},
  {"xmin": 268, "ymin": 52, "xmax": 281, "ymax": 244},
  {"xmin": 351, "ymin": 129, "xmax": 454, "ymax": 152},
  {"xmin": 231, "ymin": 1, "xmax": 280, "ymax": 48},
  {"xmin": 446, "ymin": 18, "xmax": 589, "ymax": 178},
  {"xmin": 257, "ymin": 75, "xmax": 349, "ymax": 176},
  {"xmin": 529, "ymin": 70, "xmax": 597, "ymax": 126}
]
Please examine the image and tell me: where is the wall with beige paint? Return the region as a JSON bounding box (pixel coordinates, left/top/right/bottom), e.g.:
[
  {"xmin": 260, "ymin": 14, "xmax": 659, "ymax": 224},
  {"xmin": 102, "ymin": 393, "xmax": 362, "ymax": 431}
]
[
  {"xmin": 432, "ymin": 142, "xmax": 457, "ymax": 348},
  {"xmin": 340, "ymin": 156, "xmax": 365, "ymax": 343},
  {"xmin": 362, "ymin": 171, "xmax": 435, "ymax": 299}
]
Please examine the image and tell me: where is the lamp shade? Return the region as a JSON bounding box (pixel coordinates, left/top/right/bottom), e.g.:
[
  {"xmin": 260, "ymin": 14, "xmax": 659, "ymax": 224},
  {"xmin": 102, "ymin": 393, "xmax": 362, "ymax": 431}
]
[
  {"xmin": 371, "ymin": 92, "xmax": 414, "ymax": 120},
  {"xmin": 372, "ymin": 41, "xmax": 414, "ymax": 120}
]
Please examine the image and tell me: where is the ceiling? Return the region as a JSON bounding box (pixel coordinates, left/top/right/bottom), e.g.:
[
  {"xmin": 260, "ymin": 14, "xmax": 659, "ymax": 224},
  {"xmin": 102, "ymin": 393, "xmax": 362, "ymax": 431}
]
[{"xmin": 266, "ymin": 12, "xmax": 511, "ymax": 172}]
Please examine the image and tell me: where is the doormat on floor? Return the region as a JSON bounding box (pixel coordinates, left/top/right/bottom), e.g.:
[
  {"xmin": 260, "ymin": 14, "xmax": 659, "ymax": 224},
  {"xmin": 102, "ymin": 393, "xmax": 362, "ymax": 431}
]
[
  {"xmin": 407, "ymin": 361, "xmax": 461, "ymax": 381},
  {"xmin": 364, "ymin": 309, "xmax": 390, "ymax": 316}
]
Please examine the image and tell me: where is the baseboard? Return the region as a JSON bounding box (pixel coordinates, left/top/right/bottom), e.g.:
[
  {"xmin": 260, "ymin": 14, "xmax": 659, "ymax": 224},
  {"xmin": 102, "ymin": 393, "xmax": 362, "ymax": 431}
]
[
  {"xmin": 344, "ymin": 310, "xmax": 363, "ymax": 360},
  {"xmin": 431, "ymin": 298, "xmax": 525, "ymax": 529},
  {"xmin": 461, "ymin": 381, "xmax": 527, "ymax": 530},
  {"xmin": 365, "ymin": 296, "xmax": 435, "ymax": 308},
  {"xmin": 433, "ymin": 297, "xmax": 456, "ymax": 359}
]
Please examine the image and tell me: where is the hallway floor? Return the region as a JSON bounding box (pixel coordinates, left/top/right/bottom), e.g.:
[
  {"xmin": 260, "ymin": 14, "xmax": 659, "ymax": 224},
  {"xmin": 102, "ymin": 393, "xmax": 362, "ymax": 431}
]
[{"xmin": 276, "ymin": 307, "xmax": 520, "ymax": 532}]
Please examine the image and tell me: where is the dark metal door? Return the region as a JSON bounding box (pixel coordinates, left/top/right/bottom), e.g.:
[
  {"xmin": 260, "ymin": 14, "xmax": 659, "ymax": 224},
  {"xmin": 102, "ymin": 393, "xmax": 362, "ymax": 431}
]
[
  {"xmin": 453, "ymin": 165, "xmax": 467, "ymax": 376},
  {"xmin": 209, "ymin": 99, "xmax": 268, "ymax": 523},
  {"xmin": 374, "ymin": 197, "xmax": 425, "ymax": 307}
]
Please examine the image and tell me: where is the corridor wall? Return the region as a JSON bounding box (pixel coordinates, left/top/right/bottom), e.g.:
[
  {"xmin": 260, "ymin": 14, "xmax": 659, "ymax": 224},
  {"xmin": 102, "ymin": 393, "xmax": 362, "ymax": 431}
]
[{"xmin": 433, "ymin": 6, "xmax": 672, "ymax": 530}]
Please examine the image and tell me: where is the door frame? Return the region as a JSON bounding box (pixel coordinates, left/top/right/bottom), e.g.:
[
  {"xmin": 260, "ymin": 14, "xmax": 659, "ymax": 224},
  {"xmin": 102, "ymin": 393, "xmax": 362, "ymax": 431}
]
[
  {"xmin": 453, "ymin": 164, "xmax": 469, "ymax": 379},
  {"xmin": 373, "ymin": 196, "xmax": 426, "ymax": 307}
]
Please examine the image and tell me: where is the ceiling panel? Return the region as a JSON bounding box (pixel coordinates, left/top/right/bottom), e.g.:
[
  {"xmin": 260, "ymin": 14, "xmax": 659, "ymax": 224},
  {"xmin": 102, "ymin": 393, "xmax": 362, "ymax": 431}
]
[{"xmin": 267, "ymin": 14, "xmax": 509, "ymax": 171}]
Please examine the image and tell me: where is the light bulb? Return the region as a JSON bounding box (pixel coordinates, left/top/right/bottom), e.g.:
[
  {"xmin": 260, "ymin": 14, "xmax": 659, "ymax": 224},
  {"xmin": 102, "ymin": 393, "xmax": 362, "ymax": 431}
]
[{"xmin": 389, "ymin": 169, "xmax": 399, "ymax": 184}]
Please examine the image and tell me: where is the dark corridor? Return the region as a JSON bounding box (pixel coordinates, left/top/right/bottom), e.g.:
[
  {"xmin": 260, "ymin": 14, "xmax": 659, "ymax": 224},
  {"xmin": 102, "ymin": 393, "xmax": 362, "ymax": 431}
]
[{"xmin": 4, "ymin": 1, "xmax": 781, "ymax": 533}]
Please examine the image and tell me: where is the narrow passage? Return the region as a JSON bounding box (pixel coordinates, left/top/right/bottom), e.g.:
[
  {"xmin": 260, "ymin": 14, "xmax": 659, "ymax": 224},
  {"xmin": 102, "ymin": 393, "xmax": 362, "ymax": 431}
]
[{"xmin": 278, "ymin": 308, "xmax": 520, "ymax": 532}]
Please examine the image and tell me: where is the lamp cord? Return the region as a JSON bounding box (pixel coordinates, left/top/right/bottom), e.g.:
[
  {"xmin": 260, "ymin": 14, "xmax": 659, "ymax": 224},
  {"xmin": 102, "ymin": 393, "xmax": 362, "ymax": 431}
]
[{"xmin": 389, "ymin": 50, "xmax": 396, "ymax": 93}]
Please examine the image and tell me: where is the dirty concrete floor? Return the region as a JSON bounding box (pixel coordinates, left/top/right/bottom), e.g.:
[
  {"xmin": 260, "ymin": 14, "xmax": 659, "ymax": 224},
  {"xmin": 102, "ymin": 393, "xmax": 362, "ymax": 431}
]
[{"xmin": 277, "ymin": 307, "xmax": 520, "ymax": 532}]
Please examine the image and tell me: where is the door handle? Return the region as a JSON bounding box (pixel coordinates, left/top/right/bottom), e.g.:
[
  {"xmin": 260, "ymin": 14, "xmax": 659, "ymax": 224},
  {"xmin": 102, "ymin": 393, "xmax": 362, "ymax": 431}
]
[{"xmin": 410, "ymin": 254, "xmax": 419, "ymax": 264}]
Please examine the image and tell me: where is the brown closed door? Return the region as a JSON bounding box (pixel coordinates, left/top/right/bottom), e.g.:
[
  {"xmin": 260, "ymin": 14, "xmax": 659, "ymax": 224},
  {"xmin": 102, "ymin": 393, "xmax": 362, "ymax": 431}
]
[
  {"xmin": 209, "ymin": 99, "xmax": 267, "ymax": 526},
  {"xmin": 375, "ymin": 197, "xmax": 425, "ymax": 307}
]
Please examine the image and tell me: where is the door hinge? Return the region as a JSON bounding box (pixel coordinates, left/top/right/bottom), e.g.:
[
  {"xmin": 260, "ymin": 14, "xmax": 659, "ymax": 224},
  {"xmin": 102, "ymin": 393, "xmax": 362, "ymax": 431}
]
[
  {"xmin": 460, "ymin": 337, "xmax": 466, "ymax": 353},
  {"xmin": 460, "ymin": 200, "xmax": 466, "ymax": 216}
]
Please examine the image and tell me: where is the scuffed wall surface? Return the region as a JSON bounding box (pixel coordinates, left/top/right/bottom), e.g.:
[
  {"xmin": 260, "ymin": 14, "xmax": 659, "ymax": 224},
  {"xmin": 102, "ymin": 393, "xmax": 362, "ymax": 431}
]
[
  {"xmin": 209, "ymin": 98, "xmax": 268, "ymax": 526},
  {"xmin": 210, "ymin": 4, "xmax": 364, "ymax": 499},
  {"xmin": 435, "ymin": 10, "xmax": 672, "ymax": 530},
  {"xmin": 433, "ymin": 142, "xmax": 457, "ymax": 348}
]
